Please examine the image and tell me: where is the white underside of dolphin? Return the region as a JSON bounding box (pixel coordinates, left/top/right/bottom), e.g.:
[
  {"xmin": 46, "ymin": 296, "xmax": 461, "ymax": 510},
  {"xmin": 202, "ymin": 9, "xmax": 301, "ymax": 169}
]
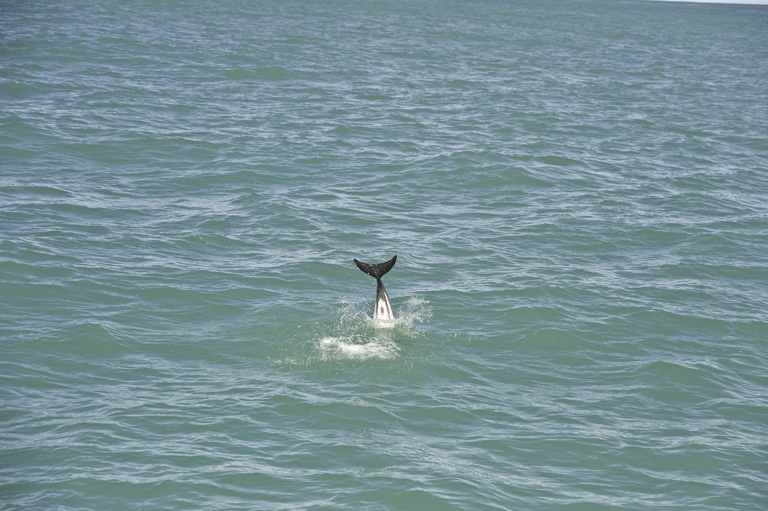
[
  {"xmin": 353, "ymin": 255, "xmax": 397, "ymax": 322},
  {"xmin": 373, "ymin": 278, "xmax": 395, "ymax": 321}
]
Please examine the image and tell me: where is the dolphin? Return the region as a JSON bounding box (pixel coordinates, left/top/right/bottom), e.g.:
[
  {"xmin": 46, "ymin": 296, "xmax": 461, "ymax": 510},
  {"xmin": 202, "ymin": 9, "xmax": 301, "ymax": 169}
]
[{"xmin": 353, "ymin": 255, "xmax": 397, "ymax": 321}]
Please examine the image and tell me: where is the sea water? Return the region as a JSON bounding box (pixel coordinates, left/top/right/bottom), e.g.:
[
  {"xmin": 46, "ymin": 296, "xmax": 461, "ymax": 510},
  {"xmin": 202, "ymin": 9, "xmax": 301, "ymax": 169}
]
[{"xmin": 2, "ymin": 0, "xmax": 767, "ymax": 509}]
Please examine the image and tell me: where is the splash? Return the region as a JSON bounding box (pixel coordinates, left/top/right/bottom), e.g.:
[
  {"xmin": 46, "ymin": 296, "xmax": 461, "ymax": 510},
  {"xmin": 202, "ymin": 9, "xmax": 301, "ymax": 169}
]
[
  {"xmin": 392, "ymin": 296, "xmax": 432, "ymax": 327},
  {"xmin": 314, "ymin": 297, "xmax": 431, "ymax": 361},
  {"xmin": 338, "ymin": 296, "xmax": 432, "ymax": 328}
]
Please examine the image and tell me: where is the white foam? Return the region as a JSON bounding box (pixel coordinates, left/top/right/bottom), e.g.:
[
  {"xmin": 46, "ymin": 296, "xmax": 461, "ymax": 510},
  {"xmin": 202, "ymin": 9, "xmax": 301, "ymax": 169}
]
[
  {"xmin": 372, "ymin": 318, "xmax": 397, "ymax": 329},
  {"xmin": 319, "ymin": 336, "xmax": 399, "ymax": 360}
]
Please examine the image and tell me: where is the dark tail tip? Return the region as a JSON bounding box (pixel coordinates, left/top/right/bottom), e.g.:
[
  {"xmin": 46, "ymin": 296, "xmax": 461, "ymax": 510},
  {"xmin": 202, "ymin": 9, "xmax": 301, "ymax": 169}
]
[{"xmin": 353, "ymin": 255, "xmax": 397, "ymax": 279}]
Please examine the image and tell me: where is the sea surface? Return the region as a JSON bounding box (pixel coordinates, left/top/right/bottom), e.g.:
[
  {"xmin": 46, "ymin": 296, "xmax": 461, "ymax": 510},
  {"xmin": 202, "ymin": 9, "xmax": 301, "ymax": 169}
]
[{"xmin": 2, "ymin": 0, "xmax": 767, "ymax": 509}]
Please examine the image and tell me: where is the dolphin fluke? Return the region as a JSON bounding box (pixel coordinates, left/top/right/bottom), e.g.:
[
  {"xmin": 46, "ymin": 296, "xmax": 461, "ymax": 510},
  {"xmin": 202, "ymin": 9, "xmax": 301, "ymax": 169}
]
[
  {"xmin": 353, "ymin": 255, "xmax": 397, "ymax": 321},
  {"xmin": 353, "ymin": 255, "xmax": 397, "ymax": 280}
]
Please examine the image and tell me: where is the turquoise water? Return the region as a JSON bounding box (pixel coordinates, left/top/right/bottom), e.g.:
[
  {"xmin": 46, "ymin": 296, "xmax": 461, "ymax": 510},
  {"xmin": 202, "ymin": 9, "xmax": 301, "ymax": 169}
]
[{"xmin": 2, "ymin": 0, "xmax": 767, "ymax": 509}]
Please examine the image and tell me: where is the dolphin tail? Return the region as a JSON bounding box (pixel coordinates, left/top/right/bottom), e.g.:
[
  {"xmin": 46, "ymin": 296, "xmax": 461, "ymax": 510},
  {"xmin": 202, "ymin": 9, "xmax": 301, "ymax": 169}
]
[{"xmin": 353, "ymin": 255, "xmax": 397, "ymax": 280}]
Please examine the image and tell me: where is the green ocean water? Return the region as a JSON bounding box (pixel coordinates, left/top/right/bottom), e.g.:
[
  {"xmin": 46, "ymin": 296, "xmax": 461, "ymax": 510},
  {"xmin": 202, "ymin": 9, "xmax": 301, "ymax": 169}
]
[{"xmin": 2, "ymin": 0, "xmax": 767, "ymax": 509}]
